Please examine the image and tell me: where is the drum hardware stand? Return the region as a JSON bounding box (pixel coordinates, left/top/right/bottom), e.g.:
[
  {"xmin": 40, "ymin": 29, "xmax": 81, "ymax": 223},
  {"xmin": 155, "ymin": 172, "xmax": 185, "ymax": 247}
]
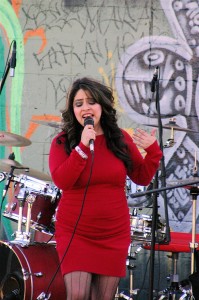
[
  {"xmin": 115, "ymin": 244, "xmax": 141, "ymax": 300},
  {"xmin": 11, "ymin": 191, "xmax": 36, "ymax": 247},
  {"xmin": 0, "ymin": 166, "xmax": 16, "ymax": 239},
  {"xmin": 157, "ymin": 252, "xmax": 184, "ymax": 300},
  {"xmin": 36, "ymin": 292, "xmax": 51, "ymax": 300},
  {"xmin": 130, "ymin": 179, "xmax": 199, "ymax": 300},
  {"xmin": 145, "ymin": 66, "xmax": 171, "ymax": 300},
  {"xmin": 182, "ymin": 186, "xmax": 199, "ymax": 300},
  {"xmin": 188, "ymin": 187, "xmax": 199, "ymax": 275}
]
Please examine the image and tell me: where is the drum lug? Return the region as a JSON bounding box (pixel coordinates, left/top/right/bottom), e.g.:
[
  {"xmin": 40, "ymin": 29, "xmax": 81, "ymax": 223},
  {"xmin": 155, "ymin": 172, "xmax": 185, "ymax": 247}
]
[
  {"xmin": 23, "ymin": 270, "xmax": 44, "ymax": 280},
  {"xmin": 34, "ymin": 272, "xmax": 43, "ymax": 277},
  {"xmin": 50, "ymin": 198, "xmax": 56, "ymax": 204},
  {"xmin": 11, "ymin": 202, "xmax": 17, "ymax": 211},
  {"xmin": 37, "ymin": 212, "xmax": 42, "ymax": 221}
]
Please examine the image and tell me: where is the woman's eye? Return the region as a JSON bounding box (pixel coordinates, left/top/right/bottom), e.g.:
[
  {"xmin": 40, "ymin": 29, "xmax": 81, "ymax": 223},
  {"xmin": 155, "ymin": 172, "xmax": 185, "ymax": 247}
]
[
  {"xmin": 89, "ymin": 99, "xmax": 96, "ymax": 105},
  {"xmin": 75, "ymin": 102, "xmax": 82, "ymax": 107}
]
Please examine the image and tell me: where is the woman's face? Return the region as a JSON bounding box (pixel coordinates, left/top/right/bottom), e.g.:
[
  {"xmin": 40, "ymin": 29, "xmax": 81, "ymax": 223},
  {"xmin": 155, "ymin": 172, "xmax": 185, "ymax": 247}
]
[{"xmin": 73, "ymin": 89, "xmax": 103, "ymax": 133}]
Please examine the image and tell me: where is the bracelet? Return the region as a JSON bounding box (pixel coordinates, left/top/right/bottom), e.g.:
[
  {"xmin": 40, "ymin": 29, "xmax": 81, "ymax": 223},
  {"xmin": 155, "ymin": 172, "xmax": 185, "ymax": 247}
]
[{"xmin": 75, "ymin": 146, "xmax": 88, "ymax": 159}]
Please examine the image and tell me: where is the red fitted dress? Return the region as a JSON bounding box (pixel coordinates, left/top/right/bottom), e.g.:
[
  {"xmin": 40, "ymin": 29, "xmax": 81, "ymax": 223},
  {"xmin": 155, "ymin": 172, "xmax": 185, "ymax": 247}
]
[{"xmin": 49, "ymin": 129, "xmax": 162, "ymax": 277}]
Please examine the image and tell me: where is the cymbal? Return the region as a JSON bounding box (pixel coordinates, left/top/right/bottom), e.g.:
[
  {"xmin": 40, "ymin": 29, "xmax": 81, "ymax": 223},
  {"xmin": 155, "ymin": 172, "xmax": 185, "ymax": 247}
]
[
  {"xmin": 25, "ymin": 168, "xmax": 52, "ymax": 181},
  {"xmin": 0, "ymin": 159, "xmax": 51, "ymax": 181},
  {"xmin": 0, "ymin": 131, "xmax": 31, "ymax": 147},
  {"xmin": 167, "ymin": 177, "xmax": 199, "ymax": 186},
  {"xmin": 0, "ymin": 159, "xmax": 23, "ymax": 173},
  {"xmin": 143, "ymin": 124, "xmax": 199, "ymax": 133},
  {"xmin": 31, "ymin": 120, "xmax": 62, "ymax": 129}
]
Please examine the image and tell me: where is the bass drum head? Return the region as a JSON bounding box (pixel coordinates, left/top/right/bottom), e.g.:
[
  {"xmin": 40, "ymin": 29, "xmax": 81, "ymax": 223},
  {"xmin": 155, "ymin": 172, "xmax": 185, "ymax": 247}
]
[{"xmin": 0, "ymin": 241, "xmax": 66, "ymax": 300}]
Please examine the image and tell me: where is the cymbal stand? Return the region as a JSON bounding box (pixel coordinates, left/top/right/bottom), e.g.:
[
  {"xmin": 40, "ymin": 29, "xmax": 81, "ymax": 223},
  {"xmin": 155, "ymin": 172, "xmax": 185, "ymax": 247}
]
[
  {"xmin": 175, "ymin": 187, "xmax": 199, "ymax": 300},
  {"xmin": 189, "ymin": 187, "xmax": 199, "ymax": 275},
  {"xmin": 115, "ymin": 244, "xmax": 141, "ymax": 300},
  {"xmin": 128, "ymin": 244, "xmax": 141, "ymax": 299},
  {"xmin": 148, "ymin": 65, "xmax": 170, "ymax": 300}
]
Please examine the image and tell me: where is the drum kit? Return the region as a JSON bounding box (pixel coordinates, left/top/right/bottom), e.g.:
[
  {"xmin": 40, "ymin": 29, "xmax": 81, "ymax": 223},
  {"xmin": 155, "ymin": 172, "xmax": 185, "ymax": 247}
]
[
  {"xmin": 120, "ymin": 179, "xmax": 199, "ymax": 299},
  {"xmin": 116, "ymin": 118, "xmax": 199, "ymax": 300},
  {"xmin": 0, "ymin": 130, "xmax": 66, "ymax": 300},
  {"xmin": 114, "ymin": 179, "xmax": 167, "ymax": 300}
]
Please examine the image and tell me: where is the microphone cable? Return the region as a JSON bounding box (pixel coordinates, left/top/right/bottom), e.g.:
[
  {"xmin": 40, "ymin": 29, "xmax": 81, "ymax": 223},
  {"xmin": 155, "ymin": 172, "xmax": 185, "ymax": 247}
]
[{"xmin": 37, "ymin": 150, "xmax": 95, "ymax": 299}]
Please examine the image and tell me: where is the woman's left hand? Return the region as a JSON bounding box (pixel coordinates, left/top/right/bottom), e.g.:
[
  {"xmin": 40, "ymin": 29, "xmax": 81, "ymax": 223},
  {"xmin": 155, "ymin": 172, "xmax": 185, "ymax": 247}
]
[{"xmin": 132, "ymin": 128, "xmax": 157, "ymax": 149}]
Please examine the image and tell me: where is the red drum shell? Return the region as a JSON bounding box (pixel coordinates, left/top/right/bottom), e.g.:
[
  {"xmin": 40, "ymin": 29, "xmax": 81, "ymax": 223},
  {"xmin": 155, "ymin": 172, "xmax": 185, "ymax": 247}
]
[{"xmin": 0, "ymin": 241, "xmax": 66, "ymax": 300}]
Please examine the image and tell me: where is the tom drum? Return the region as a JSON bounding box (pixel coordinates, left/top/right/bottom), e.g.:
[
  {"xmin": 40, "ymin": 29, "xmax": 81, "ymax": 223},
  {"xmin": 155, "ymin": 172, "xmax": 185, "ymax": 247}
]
[{"xmin": 3, "ymin": 175, "xmax": 60, "ymax": 232}]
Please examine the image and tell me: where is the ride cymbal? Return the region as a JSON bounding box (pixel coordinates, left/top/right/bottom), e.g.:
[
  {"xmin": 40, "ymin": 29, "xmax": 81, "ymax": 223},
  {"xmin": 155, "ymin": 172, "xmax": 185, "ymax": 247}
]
[
  {"xmin": 167, "ymin": 177, "xmax": 199, "ymax": 186},
  {"xmin": 0, "ymin": 131, "xmax": 31, "ymax": 147},
  {"xmin": 143, "ymin": 123, "xmax": 199, "ymax": 133},
  {"xmin": 31, "ymin": 120, "xmax": 62, "ymax": 129}
]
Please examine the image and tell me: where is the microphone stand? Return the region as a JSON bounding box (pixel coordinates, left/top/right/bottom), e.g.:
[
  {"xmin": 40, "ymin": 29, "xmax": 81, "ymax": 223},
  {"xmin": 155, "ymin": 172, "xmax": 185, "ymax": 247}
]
[
  {"xmin": 0, "ymin": 61, "xmax": 10, "ymax": 95},
  {"xmin": 130, "ymin": 179, "xmax": 199, "ymax": 199},
  {"xmin": 0, "ymin": 40, "xmax": 14, "ymax": 95},
  {"xmin": 148, "ymin": 67, "xmax": 170, "ymax": 300}
]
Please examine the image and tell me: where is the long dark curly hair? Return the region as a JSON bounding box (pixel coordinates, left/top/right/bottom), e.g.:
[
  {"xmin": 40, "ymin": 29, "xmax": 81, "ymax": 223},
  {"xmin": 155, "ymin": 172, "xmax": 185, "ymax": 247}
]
[{"xmin": 59, "ymin": 77, "xmax": 132, "ymax": 172}]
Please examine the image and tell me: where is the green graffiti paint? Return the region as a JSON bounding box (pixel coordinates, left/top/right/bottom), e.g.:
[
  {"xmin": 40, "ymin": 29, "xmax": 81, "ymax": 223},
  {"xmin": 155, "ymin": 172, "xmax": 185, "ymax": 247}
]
[
  {"xmin": 0, "ymin": 0, "xmax": 24, "ymax": 239},
  {"xmin": 0, "ymin": 0, "xmax": 24, "ymax": 163}
]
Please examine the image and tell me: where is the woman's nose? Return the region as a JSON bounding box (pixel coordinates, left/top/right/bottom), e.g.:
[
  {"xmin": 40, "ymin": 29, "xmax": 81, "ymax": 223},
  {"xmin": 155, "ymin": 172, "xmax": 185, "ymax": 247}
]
[{"xmin": 82, "ymin": 101, "xmax": 90, "ymax": 110}]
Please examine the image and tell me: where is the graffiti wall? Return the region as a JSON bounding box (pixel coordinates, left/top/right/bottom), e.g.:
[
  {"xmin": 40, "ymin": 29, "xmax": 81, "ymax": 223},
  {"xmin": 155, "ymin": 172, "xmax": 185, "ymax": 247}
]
[{"xmin": 0, "ymin": 0, "xmax": 198, "ymax": 298}]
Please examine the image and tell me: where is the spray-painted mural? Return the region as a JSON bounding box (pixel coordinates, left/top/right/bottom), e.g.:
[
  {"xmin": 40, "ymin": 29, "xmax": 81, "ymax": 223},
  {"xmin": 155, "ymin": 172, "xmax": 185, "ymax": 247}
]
[
  {"xmin": 116, "ymin": 0, "xmax": 199, "ymax": 232},
  {"xmin": 0, "ymin": 0, "xmax": 198, "ymax": 237},
  {"xmin": 0, "ymin": 0, "xmax": 198, "ymax": 298}
]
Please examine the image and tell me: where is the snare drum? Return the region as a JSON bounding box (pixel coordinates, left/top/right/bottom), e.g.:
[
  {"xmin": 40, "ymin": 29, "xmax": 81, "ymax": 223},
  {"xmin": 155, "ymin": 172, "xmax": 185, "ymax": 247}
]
[
  {"xmin": 3, "ymin": 175, "xmax": 60, "ymax": 232},
  {"xmin": 0, "ymin": 241, "xmax": 66, "ymax": 300},
  {"xmin": 130, "ymin": 213, "xmax": 166, "ymax": 242},
  {"xmin": 131, "ymin": 214, "xmax": 152, "ymax": 242}
]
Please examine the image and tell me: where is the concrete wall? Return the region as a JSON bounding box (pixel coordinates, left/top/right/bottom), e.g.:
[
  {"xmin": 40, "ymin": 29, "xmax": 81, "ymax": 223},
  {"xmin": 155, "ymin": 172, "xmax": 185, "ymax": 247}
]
[{"xmin": 0, "ymin": 0, "xmax": 199, "ymax": 299}]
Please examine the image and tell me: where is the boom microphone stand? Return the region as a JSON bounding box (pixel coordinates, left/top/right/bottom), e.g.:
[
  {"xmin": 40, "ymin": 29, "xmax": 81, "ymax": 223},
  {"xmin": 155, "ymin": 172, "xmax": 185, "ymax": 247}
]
[
  {"xmin": 0, "ymin": 40, "xmax": 16, "ymax": 95},
  {"xmin": 148, "ymin": 66, "xmax": 170, "ymax": 300}
]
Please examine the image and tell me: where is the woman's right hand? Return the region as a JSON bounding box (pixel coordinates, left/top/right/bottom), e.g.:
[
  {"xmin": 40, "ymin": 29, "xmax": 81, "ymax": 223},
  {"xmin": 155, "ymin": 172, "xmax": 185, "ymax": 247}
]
[{"xmin": 81, "ymin": 124, "xmax": 96, "ymax": 148}]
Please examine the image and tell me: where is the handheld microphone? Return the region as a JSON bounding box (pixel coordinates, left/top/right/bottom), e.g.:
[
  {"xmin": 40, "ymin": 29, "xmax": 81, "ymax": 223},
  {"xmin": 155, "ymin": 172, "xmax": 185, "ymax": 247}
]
[
  {"xmin": 151, "ymin": 66, "xmax": 159, "ymax": 93},
  {"xmin": 84, "ymin": 116, "xmax": 94, "ymax": 153},
  {"xmin": 10, "ymin": 40, "xmax": 16, "ymax": 77}
]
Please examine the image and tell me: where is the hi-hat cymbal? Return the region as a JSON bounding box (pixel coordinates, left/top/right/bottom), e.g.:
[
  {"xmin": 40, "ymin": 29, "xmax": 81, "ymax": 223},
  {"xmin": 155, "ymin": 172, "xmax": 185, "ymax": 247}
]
[
  {"xmin": 31, "ymin": 120, "xmax": 62, "ymax": 129},
  {"xmin": 143, "ymin": 124, "xmax": 199, "ymax": 133},
  {"xmin": 167, "ymin": 177, "xmax": 199, "ymax": 186},
  {"xmin": 0, "ymin": 131, "xmax": 31, "ymax": 147},
  {"xmin": 0, "ymin": 159, "xmax": 23, "ymax": 173},
  {"xmin": 0, "ymin": 159, "xmax": 51, "ymax": 181}
]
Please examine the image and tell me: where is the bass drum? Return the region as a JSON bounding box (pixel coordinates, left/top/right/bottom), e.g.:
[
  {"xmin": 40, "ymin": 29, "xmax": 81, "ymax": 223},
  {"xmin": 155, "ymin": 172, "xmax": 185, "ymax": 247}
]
[{"xmin": 0, "ymin": 241, "xmax": 66, "ymax": 300}]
